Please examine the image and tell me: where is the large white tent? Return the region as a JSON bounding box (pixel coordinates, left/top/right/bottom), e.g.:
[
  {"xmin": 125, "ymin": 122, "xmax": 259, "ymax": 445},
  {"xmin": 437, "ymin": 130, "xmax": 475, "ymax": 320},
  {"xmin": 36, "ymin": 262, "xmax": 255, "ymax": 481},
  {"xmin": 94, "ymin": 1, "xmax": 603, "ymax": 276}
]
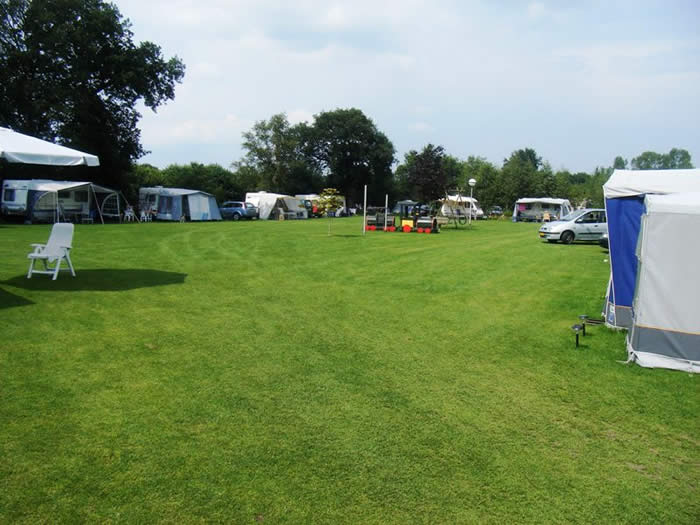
[
  {"xmin": 602, "ymin": 169, "xmax": 700, "ymax": 328},
  {"xmin": 626, "ymin": 193, "xmax": 700, "ymax": 372},
  {"xmin": 246, "ymin": 192, "xmax": 307, "ymax": 220},
  {"xmin": 0, "ymin": 127, "xmax": 99, "ymax": 166}
]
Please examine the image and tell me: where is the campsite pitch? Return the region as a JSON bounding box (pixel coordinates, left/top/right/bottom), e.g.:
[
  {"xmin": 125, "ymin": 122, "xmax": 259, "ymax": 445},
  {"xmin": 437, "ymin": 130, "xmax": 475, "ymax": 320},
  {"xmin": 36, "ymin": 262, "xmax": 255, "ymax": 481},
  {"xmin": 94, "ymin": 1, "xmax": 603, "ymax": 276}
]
[{"xmin": 0, "ymin": 218, "xmax": 697, "ymax": 523}]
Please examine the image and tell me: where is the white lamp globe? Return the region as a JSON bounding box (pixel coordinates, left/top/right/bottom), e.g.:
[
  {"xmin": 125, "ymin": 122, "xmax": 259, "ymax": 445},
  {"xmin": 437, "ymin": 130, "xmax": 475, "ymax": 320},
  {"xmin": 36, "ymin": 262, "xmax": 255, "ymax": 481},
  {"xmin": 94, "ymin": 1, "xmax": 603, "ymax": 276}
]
[{"xmin": 468, "ymin": 178, "xmax": 476, "ymax": 187}]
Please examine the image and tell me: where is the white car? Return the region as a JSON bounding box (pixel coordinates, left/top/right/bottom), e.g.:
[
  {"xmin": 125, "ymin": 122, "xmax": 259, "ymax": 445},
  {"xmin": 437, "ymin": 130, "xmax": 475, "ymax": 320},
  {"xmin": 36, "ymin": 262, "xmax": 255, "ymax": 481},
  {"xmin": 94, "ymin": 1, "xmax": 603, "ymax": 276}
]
[{"xmin": 538, "ymin": 209, "xmax": 607, "ymax": 244}]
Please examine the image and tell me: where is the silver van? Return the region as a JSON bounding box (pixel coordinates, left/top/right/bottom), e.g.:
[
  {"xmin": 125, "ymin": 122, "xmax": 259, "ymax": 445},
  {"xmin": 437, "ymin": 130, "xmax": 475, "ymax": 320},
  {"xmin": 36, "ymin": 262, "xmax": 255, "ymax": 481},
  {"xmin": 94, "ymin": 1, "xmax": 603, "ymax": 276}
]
[{"xmin": 538, "ymin": 208, "xmax": 607, "ymax": 244}]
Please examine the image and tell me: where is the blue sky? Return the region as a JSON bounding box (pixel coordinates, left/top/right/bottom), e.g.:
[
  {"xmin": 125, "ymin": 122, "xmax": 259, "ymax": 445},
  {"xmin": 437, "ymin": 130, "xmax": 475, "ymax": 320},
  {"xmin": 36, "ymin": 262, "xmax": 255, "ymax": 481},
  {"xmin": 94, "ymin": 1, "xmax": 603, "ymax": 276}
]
[{"xmin": 113, "ymin": 0, "xmax": 699, "ymax": 173}]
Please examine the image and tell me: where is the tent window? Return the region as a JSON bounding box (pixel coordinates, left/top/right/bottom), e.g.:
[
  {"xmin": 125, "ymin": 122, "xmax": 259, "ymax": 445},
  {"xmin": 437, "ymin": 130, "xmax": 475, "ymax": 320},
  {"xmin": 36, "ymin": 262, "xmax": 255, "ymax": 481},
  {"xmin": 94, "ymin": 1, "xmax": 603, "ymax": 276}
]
[
  {"xmin": 158, "ymin": 196, "xmax": 172, "ymax": 214},
  {"xmin": 74, "ymin": 191, "xmax": 88, "ymax": 202},
  {"xmin": 58, "ymin": 190, "xmax": 71, "ymax": 199},
  {"xmin": 3, "ymin": 189, "xmax": 15, "ymax": 202}
]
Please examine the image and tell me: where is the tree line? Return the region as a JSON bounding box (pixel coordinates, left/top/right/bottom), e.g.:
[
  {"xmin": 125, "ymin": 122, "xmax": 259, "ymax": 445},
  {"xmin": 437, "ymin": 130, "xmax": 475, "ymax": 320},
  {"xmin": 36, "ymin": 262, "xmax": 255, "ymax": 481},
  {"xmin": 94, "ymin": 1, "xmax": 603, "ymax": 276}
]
[
  {"xmin": 127, "ymin": 116, "xmax": 694, "ymax": 212},
  {"xmin": 0, "ymin": 0, "xmax": 694, "ymax": 212}
]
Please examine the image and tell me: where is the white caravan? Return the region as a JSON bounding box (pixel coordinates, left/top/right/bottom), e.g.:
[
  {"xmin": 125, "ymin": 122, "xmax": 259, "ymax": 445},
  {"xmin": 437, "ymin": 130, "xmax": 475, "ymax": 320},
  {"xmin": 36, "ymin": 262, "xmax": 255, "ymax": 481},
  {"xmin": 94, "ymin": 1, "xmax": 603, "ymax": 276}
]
[
  {"xmin": 440, "ymin": 195, "xmax": 484, "ymax": 220},
  {"xmin": 512, "ymin": 198, "xmax": 572, "ymax": 222}
]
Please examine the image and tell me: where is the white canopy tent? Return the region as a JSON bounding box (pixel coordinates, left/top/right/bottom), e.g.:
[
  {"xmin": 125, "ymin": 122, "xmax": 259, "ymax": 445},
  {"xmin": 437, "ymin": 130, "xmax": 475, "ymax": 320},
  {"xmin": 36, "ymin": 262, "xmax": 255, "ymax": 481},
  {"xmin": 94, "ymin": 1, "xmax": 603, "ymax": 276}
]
[
  {"xmin": 626, "ymin": 193, "xmax": 700, "ymax": 373},
  {"xmin": 0, "ymin": 127, "xmax": 100, "ymax": 166}
]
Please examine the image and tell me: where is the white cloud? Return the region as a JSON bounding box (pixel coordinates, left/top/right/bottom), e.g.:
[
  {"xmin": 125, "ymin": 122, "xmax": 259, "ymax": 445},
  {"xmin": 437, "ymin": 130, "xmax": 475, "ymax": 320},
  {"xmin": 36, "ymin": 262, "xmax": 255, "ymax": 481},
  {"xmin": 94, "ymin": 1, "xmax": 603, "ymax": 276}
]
[
  {"xmin": 408, "ymin": 122, "xmax": 434, "ymax": 133},
  {"xmin": 111, "ymin": 0, "xmax": 700, "ymax": 172},
  {"xmin": 287, "ymin": 109, "xmax": 314, "ymax": 124},
  {"xmin": 527, "ymin": 2, "xmax": 546, "ymax": 19}
]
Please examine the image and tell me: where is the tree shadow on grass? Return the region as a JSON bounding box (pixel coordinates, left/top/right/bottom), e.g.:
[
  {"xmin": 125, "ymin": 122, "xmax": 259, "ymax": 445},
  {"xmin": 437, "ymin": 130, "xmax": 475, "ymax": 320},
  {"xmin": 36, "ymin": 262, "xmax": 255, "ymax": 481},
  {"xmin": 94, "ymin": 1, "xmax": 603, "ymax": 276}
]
[
  {"xmin": 2, "ymin": 269, "xmax": 187, "ymax": 292},
  {"xmin": 0, "ymin": 287, "xmax": 34, "ymax": 309}
]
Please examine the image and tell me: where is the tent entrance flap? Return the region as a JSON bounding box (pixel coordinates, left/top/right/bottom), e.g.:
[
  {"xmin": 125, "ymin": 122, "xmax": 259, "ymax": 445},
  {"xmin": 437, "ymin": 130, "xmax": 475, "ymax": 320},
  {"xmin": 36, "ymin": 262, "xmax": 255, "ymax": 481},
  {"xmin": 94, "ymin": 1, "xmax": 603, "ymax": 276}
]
[{"xmin": 604, "ymin": 196, "xmax": 645, "ymax": 328}]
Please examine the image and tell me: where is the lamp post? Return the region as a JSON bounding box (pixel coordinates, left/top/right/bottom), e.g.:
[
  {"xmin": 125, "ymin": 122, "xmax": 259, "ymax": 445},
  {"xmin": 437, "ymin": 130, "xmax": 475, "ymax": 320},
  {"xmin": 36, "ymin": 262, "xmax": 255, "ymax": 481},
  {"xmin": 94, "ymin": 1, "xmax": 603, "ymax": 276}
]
[{"xmin": 468, "ymin": 178, "xmax": 476, "ymax": 227}]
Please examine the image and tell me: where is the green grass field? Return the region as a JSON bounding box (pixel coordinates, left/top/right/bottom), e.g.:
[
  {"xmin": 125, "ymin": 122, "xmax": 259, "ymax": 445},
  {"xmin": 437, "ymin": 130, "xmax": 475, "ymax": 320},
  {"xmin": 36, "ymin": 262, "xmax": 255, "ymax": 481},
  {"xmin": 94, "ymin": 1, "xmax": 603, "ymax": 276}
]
[{"xmin": 1, "ymin": 218, "xmax": 697, "ymax": 523}]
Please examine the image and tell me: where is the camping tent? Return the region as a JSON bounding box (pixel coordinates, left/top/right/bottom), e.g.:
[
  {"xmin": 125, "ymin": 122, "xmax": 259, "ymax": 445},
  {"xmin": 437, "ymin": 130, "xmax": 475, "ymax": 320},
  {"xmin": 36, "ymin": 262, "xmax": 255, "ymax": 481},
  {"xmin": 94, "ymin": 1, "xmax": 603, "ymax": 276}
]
[
  {"xmin": 1, "ymin": 127, "xmax": 99, "ymax": 166},
  {"xmin": 602, "ymin": 169, "xmax": 700, "ymax": 328},
  {"xmin": 1, "ymin": 179, "xmax": 119, "ymax": 223},
  {"xmin": 626, "ymin": 193, "xmax": 700, "ymax": 372},
  {"xmin": 139, "ymin": 187, "xmax": 222, "ymax": 221},
  {"xmin": 246, "ymin": 192, "xmax": 308, "ymax": 220},
  {"xmin": 512, "ymin": 198, "xmax": 571, "ymax": 222}
]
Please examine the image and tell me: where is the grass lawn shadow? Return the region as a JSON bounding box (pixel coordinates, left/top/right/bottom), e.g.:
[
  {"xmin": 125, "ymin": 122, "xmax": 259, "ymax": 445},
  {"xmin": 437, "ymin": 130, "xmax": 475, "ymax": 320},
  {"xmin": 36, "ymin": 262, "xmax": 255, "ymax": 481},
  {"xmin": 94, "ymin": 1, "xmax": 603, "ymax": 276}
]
[
  {"xmin": 2, "ymin": 269, "xmax": 187, "ymax": 292},
  {"xmin": 0, "ymin": 287, "xmax": 34, "ymax": 309}
]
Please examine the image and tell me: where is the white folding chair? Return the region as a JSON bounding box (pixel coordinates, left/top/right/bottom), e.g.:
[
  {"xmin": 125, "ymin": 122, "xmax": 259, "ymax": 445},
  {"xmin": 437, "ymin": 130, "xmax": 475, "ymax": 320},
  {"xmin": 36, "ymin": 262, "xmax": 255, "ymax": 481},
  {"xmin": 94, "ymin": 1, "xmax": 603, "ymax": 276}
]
[{"xmin": 27, "ymin": 223, "xmax": 76, "ymax": 280}]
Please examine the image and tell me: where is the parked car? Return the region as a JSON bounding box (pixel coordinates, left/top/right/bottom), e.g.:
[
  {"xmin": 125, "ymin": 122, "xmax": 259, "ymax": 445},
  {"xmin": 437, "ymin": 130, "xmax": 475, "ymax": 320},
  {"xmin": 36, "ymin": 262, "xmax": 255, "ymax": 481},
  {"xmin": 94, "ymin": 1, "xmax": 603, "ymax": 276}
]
[
  {"xmin": 538, "ymin": 208, "xmax": 607, "ymax": 244},
  {"xmin": 489, "ymin": 206, "xmax": 503, "ymax": 218},
  {"xmin": 220, "ymin": 201, "xmax": 258, "ymax": 220},
  {"xmin": 599, "ymin": 232, "xmax": 609, "ymax": 249}
]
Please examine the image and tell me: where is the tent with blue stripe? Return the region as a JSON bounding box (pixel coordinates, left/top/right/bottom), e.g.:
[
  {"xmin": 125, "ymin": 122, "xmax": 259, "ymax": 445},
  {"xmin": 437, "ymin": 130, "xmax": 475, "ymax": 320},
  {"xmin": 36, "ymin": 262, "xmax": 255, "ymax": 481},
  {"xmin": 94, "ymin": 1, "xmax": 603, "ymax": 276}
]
[
  {"xmin": 602, "ymin": 169, "xmax": 700, "ymax": 328},
  {"xmin": 627, "ymin": 193, "xmax": 700, "ymax": 372}
]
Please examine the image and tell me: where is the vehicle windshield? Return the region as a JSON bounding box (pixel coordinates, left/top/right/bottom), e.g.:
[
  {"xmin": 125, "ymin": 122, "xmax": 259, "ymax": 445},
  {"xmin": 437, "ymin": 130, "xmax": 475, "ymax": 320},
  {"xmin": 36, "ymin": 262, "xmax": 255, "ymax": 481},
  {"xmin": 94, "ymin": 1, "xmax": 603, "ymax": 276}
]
[{"xmin": 560, "ymin": 209, "xmax": 587, "ymax": 221}]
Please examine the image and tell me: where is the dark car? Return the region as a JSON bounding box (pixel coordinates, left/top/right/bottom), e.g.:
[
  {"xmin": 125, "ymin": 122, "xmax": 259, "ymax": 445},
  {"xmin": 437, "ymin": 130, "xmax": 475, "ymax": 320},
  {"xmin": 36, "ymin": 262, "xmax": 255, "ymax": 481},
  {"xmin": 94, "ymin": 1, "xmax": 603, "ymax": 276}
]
[
  {"xmin": 220, "ymin": 201, "xmax": 258, "ymax": 220},
  {"xmin": 489, "ymin": 206, "xmax": 503, "ymax": 218}
]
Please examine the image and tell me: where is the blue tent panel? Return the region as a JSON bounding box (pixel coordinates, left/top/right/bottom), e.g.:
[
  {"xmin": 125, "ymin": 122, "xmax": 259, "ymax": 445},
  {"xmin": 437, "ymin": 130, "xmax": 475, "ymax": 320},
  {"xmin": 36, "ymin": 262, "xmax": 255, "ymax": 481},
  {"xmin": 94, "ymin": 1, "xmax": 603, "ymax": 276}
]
[{"xmin": 606, "ymin": 196, "xmax": 645, "ymax": 311}]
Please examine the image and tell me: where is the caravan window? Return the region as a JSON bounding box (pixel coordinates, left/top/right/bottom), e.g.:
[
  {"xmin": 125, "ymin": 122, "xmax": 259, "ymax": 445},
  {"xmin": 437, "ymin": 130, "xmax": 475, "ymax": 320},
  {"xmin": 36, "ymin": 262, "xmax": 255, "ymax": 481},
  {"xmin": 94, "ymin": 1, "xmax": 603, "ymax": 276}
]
[
  {"xmin": 58, "ymin": 190, "xmax": 71, "ymax": 199},
  {"xmin": 74, "ymin": 191, "xmax": 88, "ymax": 202},
  {"xmin": 3, "ymin": 189, "xmax": 15, "ymax": 202}
]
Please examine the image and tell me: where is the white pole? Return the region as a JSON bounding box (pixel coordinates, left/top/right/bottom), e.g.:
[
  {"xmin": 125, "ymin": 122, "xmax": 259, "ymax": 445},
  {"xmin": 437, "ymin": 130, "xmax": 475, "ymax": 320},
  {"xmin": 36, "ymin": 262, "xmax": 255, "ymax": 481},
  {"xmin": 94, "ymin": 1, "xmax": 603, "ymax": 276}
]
[
  {"xmin": 92, "ymin": 185, "xmax": 105, "ymax": 224},
  {"xmin": 469, "ymin": 186, "xmax": 473, "ymax": 227},
  {"xmin": 384, "ymin": 194, "xmax": 388, "ymax": 231},
  {"xmin": 362, "ymin": 184, "xmax": 367, "ymax": 235}
]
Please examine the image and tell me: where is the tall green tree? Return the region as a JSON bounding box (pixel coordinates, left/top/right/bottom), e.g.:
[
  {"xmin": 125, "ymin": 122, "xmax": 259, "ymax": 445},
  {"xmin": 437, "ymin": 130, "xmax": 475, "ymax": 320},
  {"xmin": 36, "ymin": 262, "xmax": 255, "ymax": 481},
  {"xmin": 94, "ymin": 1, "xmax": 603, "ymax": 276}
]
[
  {"xmin": 402, "ymin": 144, "xmax": 448, "ymax": 203},
  {"xmin": 304, "ymin": 108, "xmax": 395, "ymax": 206},
  {"xmin": 500, "ymin": 148, "xmax": 541, "ymax": 208},
  {"xmin": 631, "ymin": 148, "xmax": 694, "ymax": 170},
  {"xmin": 458, "ymin": 156, "xmax": 499, "ymax": 208},
  {"xmin": 613, "ymin": 156, "xmax": 628, "ymax": 169},
  {"xmin": 235, "ymin": 113, "xmax": 322, "ymax": 195},
  {"xmin": 0, "ymin": 0, "xmax": 185, "ymax": 188}
]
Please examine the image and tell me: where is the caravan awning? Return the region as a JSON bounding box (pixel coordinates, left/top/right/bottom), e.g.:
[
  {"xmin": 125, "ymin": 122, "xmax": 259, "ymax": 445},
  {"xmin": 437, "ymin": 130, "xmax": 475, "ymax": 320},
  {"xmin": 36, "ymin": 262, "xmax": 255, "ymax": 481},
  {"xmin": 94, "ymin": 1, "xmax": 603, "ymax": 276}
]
[
  {"xmin": 0, "ymin": 127, "xmax": 100, "ymax": 166},
  {"xmin": 28, "ymin": 181, "xmax": 115, "ymax": 194},
  {"xmin": 514, "ymin": 198, "xmax": 569, "ymax": 205}
]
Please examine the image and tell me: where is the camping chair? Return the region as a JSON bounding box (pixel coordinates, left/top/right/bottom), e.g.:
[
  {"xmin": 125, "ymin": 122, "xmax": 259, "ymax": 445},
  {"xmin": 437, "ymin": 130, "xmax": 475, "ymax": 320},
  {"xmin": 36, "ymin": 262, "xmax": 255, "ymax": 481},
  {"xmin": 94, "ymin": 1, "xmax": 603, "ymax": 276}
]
[{"xmin": 27, "ymin": 223, "xmax": 76, "ymax": 280}]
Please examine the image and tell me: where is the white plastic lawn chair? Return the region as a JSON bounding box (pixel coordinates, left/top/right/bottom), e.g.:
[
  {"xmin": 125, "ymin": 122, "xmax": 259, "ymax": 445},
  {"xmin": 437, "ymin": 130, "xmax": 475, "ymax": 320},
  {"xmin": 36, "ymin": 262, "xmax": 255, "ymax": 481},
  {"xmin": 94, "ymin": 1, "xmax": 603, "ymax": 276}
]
[{"xmin": 27, "ymin": 223, "xmax": 76, "ymax": 280}]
